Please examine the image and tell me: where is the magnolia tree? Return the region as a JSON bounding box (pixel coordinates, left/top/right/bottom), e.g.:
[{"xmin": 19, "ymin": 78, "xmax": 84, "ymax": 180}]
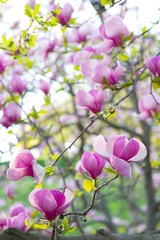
[{"xmin": 0, "ymin": 0, "xmax": 160, "ymax": 240}]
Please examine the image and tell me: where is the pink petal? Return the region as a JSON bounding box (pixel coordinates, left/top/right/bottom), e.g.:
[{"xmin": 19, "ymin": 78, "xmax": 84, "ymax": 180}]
[
  {"xmin": 129, "ymin": 139, "xmax": 147, "ymax": 162},
  {"xmin": 75, "ymin": 90, "xmax": 95, "ymax": 109},
  {"xmin": 50, "ymin": 190, "xmax": 65, "ymax": 208},
  {"xmin": 143, "ymin": 95, "xmax": 157, "ymax": 110},
  {"xmin": 14, "ymin": 150, "xmax": 34, "ymax": 168},
  {"xmin": 119, "ymin": 139, "xmax": 139, "ymax": 161},
  {"xmin": 93, "ymin": 135, "xmax": 109, "ymax": 159},
  {"xmin": 112, "ymin": 63, "xmax": 123, "ymax": 83},
  {"xmin": 32, "ymin": 161, "xmax": 46, "ymax": 184},
  {"xmin": 80, "ymin": 59, "xmax": 98, "ymax": 77},
  {"xmin": 106, "ymin": 135, "xmax": 124, "ymax": 155},
  {"xmin": 57, "ymin": 188, "xmax": 73, "ymax": 215},
  {"xmin": 94, "ymin": 39, "xmax": 115, "ymax": 55},
  {"xmin": 6, "ymin": 167, "xmax": 33, "ymax": 181},
  {"xmin": 109, "ymin": 154, "xmax": 131, "ymax": 178}
]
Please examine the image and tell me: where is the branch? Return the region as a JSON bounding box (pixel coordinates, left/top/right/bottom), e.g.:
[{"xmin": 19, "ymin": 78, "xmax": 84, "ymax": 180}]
[{"xmin": 3, "ymin": 228, "xmax": 160, "ymax": 240}]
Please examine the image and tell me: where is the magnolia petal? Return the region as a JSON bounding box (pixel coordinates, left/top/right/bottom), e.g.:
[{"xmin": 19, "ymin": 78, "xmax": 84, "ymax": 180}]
[
  {"xmin": 109, "ymin": 155, "xmax": 131, "ymax": 178},
  {"xmin": 33, "ymin": 161, "xmax": 46, "ymax": 184},
  {"xmin": 57, "ymin": 188, "xmax": 73, "ymax": 215},
  {"xmin": 106, "ymin": 135, "xmax": 123, "ymax": 155},
  {"xmin": 6, "ymin": 167, "xmax": 33, "ymax": 181},
  {"xmin": 129, "ymin": 139, "xmax": 147, "ymax": 162},
  {"xmin": 93, "ymin": 135, "xmax": 109, "ymax": 159}
]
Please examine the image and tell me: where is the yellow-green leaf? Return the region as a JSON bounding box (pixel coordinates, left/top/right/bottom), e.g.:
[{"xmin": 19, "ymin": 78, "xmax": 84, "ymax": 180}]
[
  {"xmin": 83, "ymin": 179, "xmax": 93, "ymax": 192},
  {"xmin": 108, "ymin": 111, "xmax": 118, "ymax": 119},
  {"xmin": 33, "ymin": 224, "xmax": 49, "ymax": 229},
  {"xmin": 104, "ymin": 168, "xmax": 117, "ymax": 175},
  {"xmin": 118, "ymin": 54, "xmax": 129, "ymax": 61},
  {"xmin": 25, "ymin": 219, "xmax": 30, "ymax": 228},
  {"xmin": 34, "ymin": 4, "xmax": 40, "ymax": 17}
]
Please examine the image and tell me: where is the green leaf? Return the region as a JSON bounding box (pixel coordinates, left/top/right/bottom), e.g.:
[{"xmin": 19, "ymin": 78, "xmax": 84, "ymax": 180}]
[
  {"xmin": 153, "ymin": 81, "xmax": 160, "ymax": 92},
  {"xmin": 108, "ymin": 111, "xmax": 118, "ymax": 119},
  {"xmin": 34, "ymin": 4, "xmax": 40, "ymax": 17},
  {"xmin": 25, "ymin": 219, "xmax": 30, "ymax": 228},
  {"xmin": 120, "ymin": 81, "xmax": 132, "ymax": 88},
  {"xmin": 74, "ymin": 65, "xmax": 80, "ymax": 71},
  {"xmin": 104, "ymin": 168, "xmax": 117, "ymax": 175},
  {"xmin": 132, "ymin": 47, "xmax": 137, "ymax": 55},
  {"xmin": 100, "ymin": 0, "xmax": 112, "ymax": 6},
  {"xmin": 118, "ymin": 53, "xmax": 129, "ymax": 61},
  {"xmin": 2, "ymin": 35, "xmax": 8, "ymax": 46},
  {"xmin": 142, "ymin": 26, "xmax": 146, "ymax": 33},
  {"xmin": 33, "ymin": 224, "xmax": 49, "ymax": 229},
  {"xmin": 23, "ymin": 30, "xmax": 27, "ymax": 39},
  {"xmin": 24, "ymin": 5, "xmax": 32, "ymax": 18},
  {"xmin": 24, "ymin": 58, "xmax": 33, "ymax": 69},
  {"xmin": 8, "ymin": 130, "xmax": 13, "ymax": 135},
  {"xmin": 151, "ymin": 159, "xmax": 160, "ymax": 168},
  {"xmin": 66, "ymin": 226, "xmax": 77, "ymax": 232},
  {"xmin": 83, "ymin": 179, "xmax": 93, "ymax": 192},
  {"xmin": 72, "ymin": 46, "xmax": 80, "ymax": 51},
  {"xmin": 27, "ymin": 35, "xmax": 36, "ymax": 47}
]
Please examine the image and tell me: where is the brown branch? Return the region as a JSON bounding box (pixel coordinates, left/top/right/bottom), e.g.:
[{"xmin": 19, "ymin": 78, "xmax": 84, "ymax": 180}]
[
  {"xmin": 61, "ymin": 175, "xmax": 118, "ymax": 218},
  {"xmin": 3, "ymin": 227, "xmax": 160, "ymax": 240}
]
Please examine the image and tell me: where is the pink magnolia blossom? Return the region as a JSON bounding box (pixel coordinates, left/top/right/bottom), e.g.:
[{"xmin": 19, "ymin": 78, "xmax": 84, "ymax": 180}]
[
  {"xmin": 92, "ymin": 63, "xmax": 123, "ymax": 86},
  {"xmin": 56, "ymin": 3, "xmax": 74, "ymax": 25},
  {"xmin": 5, "ymin": 184, "xmax": 14, "ymax": 199},
  {"xmin": 7, "ymin": 212, "xmax": 30, "ymax": 231},
  {"xmin": 0, "ymin": 54, "xmax": 10, "ymax": 73},
  {"xmin": 100, "ymin": 15, "xmax": 129, "ymax": 46},
  {"xmin": 39, "ymin": 80, "xmax": 51, "ymax": 95},
  {"xmin": 0, "ymin": 213, "xmax": 7, "ymax": 230},
  {"xmin": 93, "ymin": 135, "xmax": 147, "ymax": 178},
  {"xmin": 138, "ymin": 94, "xmax": 160, "ymax": 120},
  {"xmin": 10, "ymin": 203, "xmax": 25, "ymax": 217},
  {"xmin": 29, "ymin": 188, "xmax": 73, "ymax": 220},
  {"xmin": 10, "ymin": 75, "xmax": 27, "ymax": 94},
  {"xmin": 6, "ymin": 150, "xmax": 46, "ymax": 184},
  {"xmin": 80, "ymin": 151, "xmax": 105, "ymax": 179},
  {"xmin": 0, "ymin": 102, "xmax": 21, "ymax": 128},
  {"xmin": 145, "ymin": 56, "xmax": 160, "ymax": 77},
  {"xmin": 75, "ymin": 88, "xmax": 105, "ymax": 113}
]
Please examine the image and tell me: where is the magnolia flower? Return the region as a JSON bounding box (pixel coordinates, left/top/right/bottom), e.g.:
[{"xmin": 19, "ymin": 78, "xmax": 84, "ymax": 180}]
[
  {"xmin": 9, "ymin": 203, "xmax": 25, "ymax": 217},
  {"xmin": 145, "ymin": 56, "xmax": 160, "ymax": 77},
  {"xmin": 5, "ymin": 184, "xmax": 14, "ymax": 199},
  {"xmin": 0, "ymin": 103, "xmax": 21, "ymax": 128},
  {"xmin": 39, "ymin": 80, "xmax": 51, "ymax": 95},
  {"xmin": 138, "ymin": 94, "xmax": 160, "ymax": 120},
  {"xmin": 7, "ymin": 212, "xmax": 30, "ymax": 231},
  {"xmin": 6, "ymin": 150, "xmax": 46, "ymax": 184},
  {"xmin": 29, "ymin": 188, "xmax": 73, "ymax": 220},
  {"xmin": 92, "ymin": 63, "xmax": 123, "ymax": 86},
  {"xmin": 93, "ymin": 135, "xmax": 147, "ymax": 178},
  {"xmin": 100, "ymin": 15, "xmax": 129, "ymax": 46},
  {"xmin": 56, "ymin": 3, "xmax": 74, "ymax": 25},
  {"xmin": 75, "ymin": 88, "xmax": 105, "ymax": 114},
  {"xmin": 80, "ymin": 151, "xmax": 105, "ymax": 179},
  {"xmin": 10, "ymin": 75, "xmax": 27, "ymax": 94}
]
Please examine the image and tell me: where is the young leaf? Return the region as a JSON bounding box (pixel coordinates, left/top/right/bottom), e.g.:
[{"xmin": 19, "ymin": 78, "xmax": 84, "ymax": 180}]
[
  {"xmin": 118, "ymin": 54, "xmax": 129, "ymax": 61},
  {"xmin": 83, "ymin": 179, "xmax": 93, "ymax": 192},
  {"xmin": 34, "ymin": 4, "xmax": 40, "ymax": 17},
  {"xmin": 100, "ymin": 0, "xmax": 112, "ymax": 6},
  {"xmin": 33, "ymin": 224, "xmax": 49, "ymax": 229},
  {"xmin": 104, "ymin": 168, "xmax": 117, "ymax": 175}
]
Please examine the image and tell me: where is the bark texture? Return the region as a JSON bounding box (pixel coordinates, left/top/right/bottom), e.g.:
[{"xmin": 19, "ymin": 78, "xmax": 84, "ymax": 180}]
[{"xmin": 1, "ymin": 228, "xmax": 160, "ymax": 240}]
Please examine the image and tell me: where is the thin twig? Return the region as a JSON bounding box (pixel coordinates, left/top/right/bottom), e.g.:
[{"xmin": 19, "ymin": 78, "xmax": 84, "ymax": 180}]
[{"xmin": 61, "ymin": 175, "xmax": 118, "ymax": 218}]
